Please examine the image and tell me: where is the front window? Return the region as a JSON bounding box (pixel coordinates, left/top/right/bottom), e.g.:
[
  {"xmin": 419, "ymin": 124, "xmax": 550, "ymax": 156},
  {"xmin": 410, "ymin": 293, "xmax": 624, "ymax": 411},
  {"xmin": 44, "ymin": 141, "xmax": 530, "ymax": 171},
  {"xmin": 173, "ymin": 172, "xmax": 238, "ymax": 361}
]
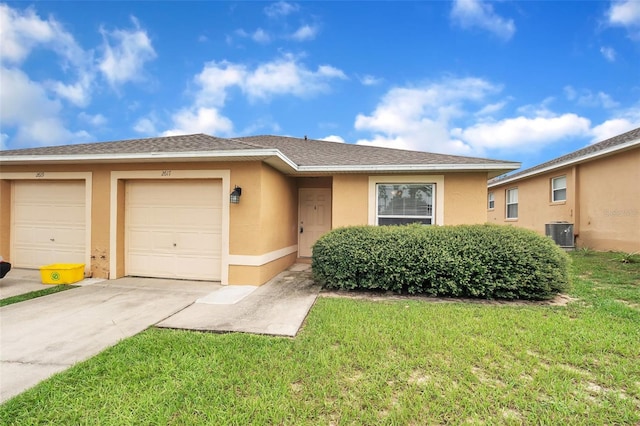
[
  {"xmin": 377, "ymin": 183, "xmax": 433, "ymax": 225},
  {"xmin": 552, "ymin": 176, "xmax": 566, "ymax": 202},
  {"xmin": 506, "ymin": 188, "xmax": 518, "ymax": 219},
  {"xmin": 488, "ymin": 192, "xmax": 495, "ymax": 210}
]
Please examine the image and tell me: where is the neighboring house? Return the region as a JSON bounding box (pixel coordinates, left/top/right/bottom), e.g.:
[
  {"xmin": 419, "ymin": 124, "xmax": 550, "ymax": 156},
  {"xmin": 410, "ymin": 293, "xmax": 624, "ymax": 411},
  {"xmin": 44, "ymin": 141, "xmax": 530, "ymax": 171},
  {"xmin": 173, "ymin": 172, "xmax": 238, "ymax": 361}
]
[
  {"xmin": 488, "ymin": 127, "xmax": 640, "ymax": 252},
  {"xmin": 0, "ymin": 134, "xmax": 519, "ymax": 285}
]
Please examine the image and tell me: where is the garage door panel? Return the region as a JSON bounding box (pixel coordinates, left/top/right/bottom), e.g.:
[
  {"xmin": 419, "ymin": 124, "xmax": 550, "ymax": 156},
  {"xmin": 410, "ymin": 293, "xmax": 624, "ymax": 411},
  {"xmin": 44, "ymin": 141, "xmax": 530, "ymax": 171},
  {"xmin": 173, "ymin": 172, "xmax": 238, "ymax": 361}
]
[
  {"xmin": 12, "ymin": 181, "xmax": 86, "ymax": 269},
  {"xmin": 125, "ymin": 180, "xmax": 222, "ymax": 281},
  {"xmin": 176, "ymin": 232, "xmax": 220, "ymax": 254}
]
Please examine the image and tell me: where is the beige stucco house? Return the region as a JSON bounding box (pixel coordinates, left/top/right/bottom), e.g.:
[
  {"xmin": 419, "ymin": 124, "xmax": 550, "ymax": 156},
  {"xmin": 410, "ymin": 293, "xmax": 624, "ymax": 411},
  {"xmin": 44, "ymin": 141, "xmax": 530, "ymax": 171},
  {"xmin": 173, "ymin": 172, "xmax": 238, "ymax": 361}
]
[
  {"xmin": 488, "ymin": 127, "xmax": 640, "ymax": 252},
  {"xmin": 1, "ymin": 134, "xmax": 519, "ymax": 285}
]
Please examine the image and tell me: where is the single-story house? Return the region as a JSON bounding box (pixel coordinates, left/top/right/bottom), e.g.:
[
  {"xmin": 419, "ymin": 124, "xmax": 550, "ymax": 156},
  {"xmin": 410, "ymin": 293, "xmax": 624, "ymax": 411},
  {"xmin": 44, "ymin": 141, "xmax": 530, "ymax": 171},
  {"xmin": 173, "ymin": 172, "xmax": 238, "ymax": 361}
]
[
  {"xmin": 1, "ymin": 134, "xmax": 519, "ymax": 285},
  {"xmin": 488, "ymin": 126, "xmax": 640, "ymax": 252}
]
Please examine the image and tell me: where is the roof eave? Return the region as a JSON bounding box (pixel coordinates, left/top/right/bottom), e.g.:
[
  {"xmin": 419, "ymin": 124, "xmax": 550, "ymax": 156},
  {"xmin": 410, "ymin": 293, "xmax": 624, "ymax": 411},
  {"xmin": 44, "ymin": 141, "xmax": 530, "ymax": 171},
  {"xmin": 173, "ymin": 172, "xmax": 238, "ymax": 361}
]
[
  {"xmin": 488, "ymin": 137, "xmax": 640, "ymax": 188},
  {"xmin": 0, "ymin": 149, "xmax": 299, "ymax": 171},
  {"xmin": 294, "ymin": 162, "xmax": 520, "ymax": 176},
  {"xmin": 0, "ymin": 149, "xmax": 520, "ymax": 177}
]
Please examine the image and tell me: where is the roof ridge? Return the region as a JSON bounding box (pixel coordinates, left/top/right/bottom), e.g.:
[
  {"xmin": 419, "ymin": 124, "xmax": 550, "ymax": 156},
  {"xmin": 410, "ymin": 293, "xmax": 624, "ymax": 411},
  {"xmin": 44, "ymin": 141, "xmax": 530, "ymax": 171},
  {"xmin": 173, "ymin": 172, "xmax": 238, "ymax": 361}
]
[
  {"xmin": 236, "ymin": 134, "xmax": 517, "ymax": 164},
  {"xmin": 490, "ymin": 126, "xmax": 640, "ymax": 184}
]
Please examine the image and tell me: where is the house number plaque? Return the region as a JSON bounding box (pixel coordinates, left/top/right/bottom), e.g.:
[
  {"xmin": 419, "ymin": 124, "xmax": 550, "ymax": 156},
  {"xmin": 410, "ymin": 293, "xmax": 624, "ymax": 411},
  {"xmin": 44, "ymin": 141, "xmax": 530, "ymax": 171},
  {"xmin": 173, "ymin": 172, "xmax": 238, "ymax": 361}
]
[{"xmin": 161, "ymin": 170, "xmax": 172, "ymax": 177}]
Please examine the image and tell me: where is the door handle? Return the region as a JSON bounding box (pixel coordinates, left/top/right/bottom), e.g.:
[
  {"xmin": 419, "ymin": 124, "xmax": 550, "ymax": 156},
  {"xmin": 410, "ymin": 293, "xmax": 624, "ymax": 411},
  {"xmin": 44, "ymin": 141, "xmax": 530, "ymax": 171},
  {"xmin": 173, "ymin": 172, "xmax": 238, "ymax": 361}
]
[{"xmin": 300, "ymin": 227, "xmax": 304, "ymax": 234}]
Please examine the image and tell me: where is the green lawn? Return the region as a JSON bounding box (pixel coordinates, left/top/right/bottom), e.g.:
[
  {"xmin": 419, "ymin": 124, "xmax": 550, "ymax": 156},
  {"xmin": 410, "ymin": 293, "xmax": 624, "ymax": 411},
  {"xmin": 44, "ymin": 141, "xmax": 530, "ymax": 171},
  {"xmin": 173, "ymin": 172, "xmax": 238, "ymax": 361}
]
[
  {"xmin": 0, "ymin": 285, "xmax": 76, "ymax": 307},
  {"xmin": 1, "ymin": 251, "xmax": 638, "ymax": 425}
]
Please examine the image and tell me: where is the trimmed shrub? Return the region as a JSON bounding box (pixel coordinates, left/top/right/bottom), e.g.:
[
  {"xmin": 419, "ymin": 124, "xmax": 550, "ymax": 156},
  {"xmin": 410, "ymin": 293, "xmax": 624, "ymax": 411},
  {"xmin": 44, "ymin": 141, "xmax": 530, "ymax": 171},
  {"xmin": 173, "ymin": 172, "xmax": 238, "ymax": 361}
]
[{"xmin": 312, "ymin": 224, "xmax": 570, "ymax": 300}]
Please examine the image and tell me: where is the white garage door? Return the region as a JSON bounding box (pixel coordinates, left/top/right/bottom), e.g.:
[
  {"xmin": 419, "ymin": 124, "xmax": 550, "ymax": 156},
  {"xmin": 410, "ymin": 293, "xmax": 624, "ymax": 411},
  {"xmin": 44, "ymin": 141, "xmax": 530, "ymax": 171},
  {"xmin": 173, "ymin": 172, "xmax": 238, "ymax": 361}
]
[
  {"xmin": 125, "ymin": 180, "xmax": 222, "ymax": 281},
  {"xmin": 12, "ymin": 181, "xmax": 86, "ymax": 268}
]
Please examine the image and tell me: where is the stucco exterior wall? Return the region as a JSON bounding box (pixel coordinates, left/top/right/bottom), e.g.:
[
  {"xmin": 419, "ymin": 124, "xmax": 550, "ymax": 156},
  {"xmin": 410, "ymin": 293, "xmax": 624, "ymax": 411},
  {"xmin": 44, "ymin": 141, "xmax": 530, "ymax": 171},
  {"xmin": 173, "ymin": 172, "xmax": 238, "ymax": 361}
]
[
  {"xmin": 577, "ymin": 149, "xmax": 639, "ymax": 252},
  {"xmin": 0, "ymin": 179, "xmax": 11, "ymax": 257},
  {"xmin": 331, "ymin": 174, "xmax": 369, "ymax": 228},
  {"xmin": 487, "ymin": 147, "xmax": 640, "ymax": 252},
  {"xmin": 488, "ymin": 167, "xmax": 575, "ymax": 233},
  {"xmin": 258, "ymin": 164, "xmax": 298, "ymax": 254},
  {"xmin": 0, "ymin": 162, "xmax": 280, "ymax": 284},
  {"xmin": 228, "ymin": 164, "xmax": 298, "ymax": 285},
  {"xmin": 332, "ymin": 173, "xmax": 491, "ymax": 228},
  {"xmin": 1, "ymin": 160, "xmax": 506, "ymax": 285},
  {"xmin": 443, "ymin": 172, "xmax": 491, "ymax": 225}
]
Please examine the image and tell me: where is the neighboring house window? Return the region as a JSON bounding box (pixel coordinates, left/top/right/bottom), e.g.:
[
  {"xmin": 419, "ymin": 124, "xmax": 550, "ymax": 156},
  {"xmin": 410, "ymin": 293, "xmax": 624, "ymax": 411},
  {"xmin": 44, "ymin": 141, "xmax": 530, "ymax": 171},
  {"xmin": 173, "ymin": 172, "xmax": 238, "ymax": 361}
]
[
  {"xmin": 552, "ymin": 176, "xmax": 567, "ymax": 202},
  {"xmin": 488, "ymin": 192, "xmax": 495, "ymax": 210},
  {"xmin": 506, "ymin": 188, "xmax": 518, "ymax": 219},
  {"xmin": 377, "ymin": 183, "xmax": 433, "ymax": 225}
]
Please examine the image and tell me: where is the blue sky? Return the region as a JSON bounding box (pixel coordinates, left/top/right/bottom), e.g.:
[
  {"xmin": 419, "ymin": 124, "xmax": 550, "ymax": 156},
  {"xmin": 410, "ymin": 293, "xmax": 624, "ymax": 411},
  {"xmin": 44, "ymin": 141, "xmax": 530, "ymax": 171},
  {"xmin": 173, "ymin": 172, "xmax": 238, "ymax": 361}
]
[{"xmin": 1, "ymin": 1, "xmax": 639, "ymax": 169}]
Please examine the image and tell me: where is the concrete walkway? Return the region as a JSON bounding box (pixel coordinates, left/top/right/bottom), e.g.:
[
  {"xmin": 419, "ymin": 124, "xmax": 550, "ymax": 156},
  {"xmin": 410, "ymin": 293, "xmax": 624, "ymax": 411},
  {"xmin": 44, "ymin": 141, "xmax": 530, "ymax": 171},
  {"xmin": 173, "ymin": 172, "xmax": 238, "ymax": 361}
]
[
  {"xmin": 157, "ymin": 263, "xmax": 320, "ymax": 336},
  {"xmin": 0, "ymin": 264, "xmax": 320, "ymax": 403}
]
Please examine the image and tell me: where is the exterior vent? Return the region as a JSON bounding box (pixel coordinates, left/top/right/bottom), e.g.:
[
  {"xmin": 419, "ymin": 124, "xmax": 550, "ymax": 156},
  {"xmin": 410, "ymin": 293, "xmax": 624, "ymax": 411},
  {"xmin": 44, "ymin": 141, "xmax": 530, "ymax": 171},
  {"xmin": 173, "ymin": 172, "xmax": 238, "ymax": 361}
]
[{"xmin": 545, "ymin": 222, "xmax": 574, "ymax": 248}]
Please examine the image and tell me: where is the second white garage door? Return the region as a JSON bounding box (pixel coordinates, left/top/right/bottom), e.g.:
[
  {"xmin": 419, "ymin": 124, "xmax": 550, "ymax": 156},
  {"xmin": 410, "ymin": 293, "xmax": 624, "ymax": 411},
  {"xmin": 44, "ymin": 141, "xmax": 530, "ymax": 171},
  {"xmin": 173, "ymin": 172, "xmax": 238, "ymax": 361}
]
[{"xmin": 125, "ymin": 180, "xmax": 222, "ymax": 281}]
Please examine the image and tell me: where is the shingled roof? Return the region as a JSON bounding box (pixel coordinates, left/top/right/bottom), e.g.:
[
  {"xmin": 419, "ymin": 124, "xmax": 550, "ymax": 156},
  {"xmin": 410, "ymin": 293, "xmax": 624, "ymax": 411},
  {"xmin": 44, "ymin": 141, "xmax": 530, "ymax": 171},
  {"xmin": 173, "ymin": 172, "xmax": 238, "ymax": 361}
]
[
  {"xmin": 488, "ymin": 126, "xmax": 640, "ymax": 187},
  {"xmin": 0, "ymin": 133, "xmax": 519, "ymax": 176}
]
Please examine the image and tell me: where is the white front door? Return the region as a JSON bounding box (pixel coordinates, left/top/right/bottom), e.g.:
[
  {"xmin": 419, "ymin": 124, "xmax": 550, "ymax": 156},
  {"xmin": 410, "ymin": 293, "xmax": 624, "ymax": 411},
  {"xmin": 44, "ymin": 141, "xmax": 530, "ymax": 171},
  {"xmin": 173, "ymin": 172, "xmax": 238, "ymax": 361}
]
[
  {"xmin": 298, "ymin": 188, "xmax": 332, "ymax": 257},
  {"xmin": 125, "ymin": 180, "xmax": 222, "ymax": 281},
  {"xmin": 12, "ymin": 181, "xmax": 86, "ymax": 268}
]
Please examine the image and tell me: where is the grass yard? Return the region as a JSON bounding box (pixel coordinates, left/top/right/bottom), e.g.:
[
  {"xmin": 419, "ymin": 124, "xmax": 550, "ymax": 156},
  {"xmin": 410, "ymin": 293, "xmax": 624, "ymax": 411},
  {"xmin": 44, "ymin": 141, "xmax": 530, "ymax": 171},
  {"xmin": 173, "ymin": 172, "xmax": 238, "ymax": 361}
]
[
  {"xmin": 0, "ymin": 285, "xmax": 76, "ymax": 307},
  {"xmin": 1, "ymin": 251, "xmax": 638, "ymax": 425}
]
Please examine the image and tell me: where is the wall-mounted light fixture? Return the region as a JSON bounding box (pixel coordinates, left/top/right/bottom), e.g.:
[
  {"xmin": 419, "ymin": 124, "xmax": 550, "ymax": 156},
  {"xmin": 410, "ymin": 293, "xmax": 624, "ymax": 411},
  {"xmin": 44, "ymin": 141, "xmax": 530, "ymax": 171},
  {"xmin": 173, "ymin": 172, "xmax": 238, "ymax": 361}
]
[{"xmin": 230, "ymin": 186, "xmax": 242, "ymax": 204}]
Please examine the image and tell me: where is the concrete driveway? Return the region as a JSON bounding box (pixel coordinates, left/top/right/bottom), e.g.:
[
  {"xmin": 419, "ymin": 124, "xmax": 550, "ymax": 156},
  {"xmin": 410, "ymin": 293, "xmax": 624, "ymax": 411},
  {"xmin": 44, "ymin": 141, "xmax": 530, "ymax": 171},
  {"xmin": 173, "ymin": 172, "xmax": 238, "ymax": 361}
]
[
  {"xmin": 0, "ymin": 273, "xmax": 217, "ymax": 403},
  {"xmin": 0, "ymin": 264, "xmax": 320, "ymax": 403}
]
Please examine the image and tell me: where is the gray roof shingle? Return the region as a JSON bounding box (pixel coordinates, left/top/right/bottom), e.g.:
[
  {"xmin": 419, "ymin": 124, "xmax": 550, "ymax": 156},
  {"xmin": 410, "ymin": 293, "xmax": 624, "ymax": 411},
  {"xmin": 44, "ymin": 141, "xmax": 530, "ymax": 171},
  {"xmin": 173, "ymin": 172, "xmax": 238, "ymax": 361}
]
[
  {"xmin": 0, "ymin": 134, "xmax": 254, "ymax": 156},
  {"xmin": 1, "ymin": 133, "xmax": 519, "ymax": 174},
  {"xmin": 489, "ymin": 126, "xmax": 640, "ymax": 186},
  {"xmin": 234, "ymin": 135, "xmax": 512, "ymax": 166}
]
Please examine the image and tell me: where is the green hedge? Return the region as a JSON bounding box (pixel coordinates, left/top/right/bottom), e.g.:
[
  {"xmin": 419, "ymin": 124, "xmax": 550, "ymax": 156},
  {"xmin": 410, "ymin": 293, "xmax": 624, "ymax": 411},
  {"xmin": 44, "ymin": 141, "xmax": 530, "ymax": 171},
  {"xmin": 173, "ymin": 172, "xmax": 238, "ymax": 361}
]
[{"xmin": 311, "ymin": 224, "xmax": 570, "ymax": 300}]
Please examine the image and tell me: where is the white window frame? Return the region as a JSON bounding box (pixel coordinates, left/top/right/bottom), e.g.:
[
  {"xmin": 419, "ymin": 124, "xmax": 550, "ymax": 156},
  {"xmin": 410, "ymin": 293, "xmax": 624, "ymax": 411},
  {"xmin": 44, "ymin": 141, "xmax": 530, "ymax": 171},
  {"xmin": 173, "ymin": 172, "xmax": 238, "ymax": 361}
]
[
  {"xmin": 551, "ymin": 176, "xmax": 567, "ymax": 202},
  {"xmin": 368, "ymin": 175, "xmax": 444, "ymax": 226},
  {"xmin": 488, "ymin": 192, "xmax": 495, "ymax": 210},
  {"xmin": 376, "ymin": 183, "xmax": 434, "ymax": 225},
  {"xmin": 506, "ymin": 188, "xmax": 518, "ymax": 219}
]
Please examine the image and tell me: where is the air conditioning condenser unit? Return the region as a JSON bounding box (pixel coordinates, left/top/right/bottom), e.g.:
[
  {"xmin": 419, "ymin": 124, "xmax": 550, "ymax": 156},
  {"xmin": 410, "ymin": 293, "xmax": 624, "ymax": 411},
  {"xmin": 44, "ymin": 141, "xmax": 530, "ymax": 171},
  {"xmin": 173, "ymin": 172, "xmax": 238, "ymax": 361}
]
[{"xmin": 545, "ymin": 222, "xmax": 574, "ymax": 248}]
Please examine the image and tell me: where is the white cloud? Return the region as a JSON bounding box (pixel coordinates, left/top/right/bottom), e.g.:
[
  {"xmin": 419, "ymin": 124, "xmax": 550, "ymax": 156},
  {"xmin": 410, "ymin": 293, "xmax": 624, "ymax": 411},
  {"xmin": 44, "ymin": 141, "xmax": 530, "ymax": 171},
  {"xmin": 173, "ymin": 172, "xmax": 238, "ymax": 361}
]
[
  {"xmin": 290, "ymin": 24, "xmax": 319, "ymax": 41},
  {"xmin": 78, "ymin": 112, "xmax": 107, "ymax": 126},
  {"xmin": 600, "ymin": 46, "xmax": 617, "ymax": 61},
  {"xmin": 606, "ymin": 0, "xmax": 640, "ymax": 39},
  {"xmin": 355, "ymin": 77, "xmax": 500, "ymax": 154},
  {"xmin": 49, "ymin": 73, "xmax": 93, "ymax": 107},
  {"xmin": 0, "ymin": 4, "xmax": 94, "ymax": 107},
  {"xmin": 352, "ymin": 77, "xmax": 624, "ymax": 157},
  {"xmin": 359, "ymin": 74, "xmax": 383, "ymax": 86},
  {"xmin": 252, "ymin": 28, "xmax": 271, "ymax": 44},
  {"xmin": 0, "ymin": 4, "xmax": 83, "ymax": 65},
  {"xmin": 450, "ymin": 0, "xmax": 515, "ymax": 40},
  {"xmin": 452, "ymin": 114, "xmax": 591, "ymax": 151},
  {"xmin": 133, "ymin": 117, "xmax": 158, "ymax": 135},
  {"xmin": 242, "ymin": 56, "xmax": 346, "ymax": 100},
  {"xmin": 564, "ymin": 86, "xmax": 619, "ymax": 109},
  {"xmin": 0, "ymin": 66, "xmax": 90, "ymax": 146},
  {"xmin": 321, "ymin": 135, "xmax": 345, "ymax": 143},
  {"xmin": 195, "ymin": 60, "xmax": 246, "ymax": 107},
  {"xmin": 476, "ymin": 101, "xmax": 507, "ymax": 116},
  {"xmin": 163, "ymin": 107, "xmax": 233, "ymax": 136},
  {"xmin": 264, "ymin": 1, "xmax": 299, "ymax": 18},
  {"xmin": 98, "ymin": 17, "xmax": 157, "ymax": 87},
  {"xmin": 590, "ymin": 108, "xmax": 640, "ymax": 142},
  {"xmin": 607, "ymin": 0, "xmax": 640, "ymax": 28},
  {"xmin": 356, "ymin": 78, "xmax": 498, "ymax": 135},
  {"xmin": 198, "ymin": 57, "xmax": 346, "ymax": 102},
  {"xmin": 165, "ymin": 55, "xmax": 346, "ymax": 136}
]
